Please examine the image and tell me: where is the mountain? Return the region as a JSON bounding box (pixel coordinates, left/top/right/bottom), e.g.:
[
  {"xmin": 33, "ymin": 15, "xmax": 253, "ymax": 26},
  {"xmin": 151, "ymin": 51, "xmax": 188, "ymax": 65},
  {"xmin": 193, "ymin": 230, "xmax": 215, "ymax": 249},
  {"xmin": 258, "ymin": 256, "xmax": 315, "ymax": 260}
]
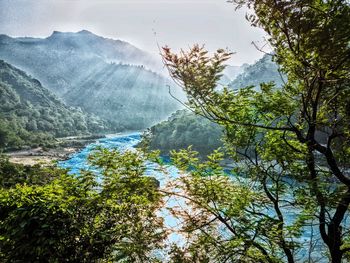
[
  {"xmin": 0, "ymin": 60, "xmax": 108, "ymax": 150},
  {"xmin": 218, "ymin": 65, "xmax": 247, "ymax": 86},
  {"xmin": 224, "ymin": 64, "xmax": 247, "ymax": 80},
  {"xmin": 0, "ymin": 30, "xmax": 161, "ymax": 87},
  {"xmin": 0, "ymin": 31, "xmax": 183, "ymax": 130},
  {"xmin": 228, "ymin": 54, "xmax": 286, "ymax": 89}
]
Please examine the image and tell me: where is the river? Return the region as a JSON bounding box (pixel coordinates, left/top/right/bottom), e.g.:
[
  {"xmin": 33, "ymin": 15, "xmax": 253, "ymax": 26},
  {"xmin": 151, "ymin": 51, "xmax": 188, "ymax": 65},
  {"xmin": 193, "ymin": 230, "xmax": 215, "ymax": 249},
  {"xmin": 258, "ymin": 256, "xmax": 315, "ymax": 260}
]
[
  {"xmin": 58, "ymin": 132, "xmax": 185, "ymax": 245},
  {"xmin": 58, "ymin": 132, "xmax": 325, "ymax": 262}
]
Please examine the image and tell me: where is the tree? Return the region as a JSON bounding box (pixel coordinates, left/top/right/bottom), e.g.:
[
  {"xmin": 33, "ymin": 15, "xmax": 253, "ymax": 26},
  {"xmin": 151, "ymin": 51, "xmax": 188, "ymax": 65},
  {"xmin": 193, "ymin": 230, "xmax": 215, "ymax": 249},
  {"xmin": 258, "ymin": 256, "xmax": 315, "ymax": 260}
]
[
  {"xmin": 0, "ymin": 149, "xmax": 165, "ymax": 262},
  {"xmin": 161, "ymin": 0, "xmax": 350, "ymax": 262}
]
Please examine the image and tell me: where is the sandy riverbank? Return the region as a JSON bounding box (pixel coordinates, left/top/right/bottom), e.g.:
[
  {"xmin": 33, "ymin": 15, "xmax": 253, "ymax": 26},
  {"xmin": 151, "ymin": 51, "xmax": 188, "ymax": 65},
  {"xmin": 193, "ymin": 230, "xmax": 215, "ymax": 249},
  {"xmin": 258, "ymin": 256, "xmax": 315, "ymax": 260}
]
[
  {"xmin": 5, "ymin": 132, "xmax": 141, "ymax": 166},
  {"xmin": 7, "ymin": 147, "xmax": 78, "ymax": 166}
]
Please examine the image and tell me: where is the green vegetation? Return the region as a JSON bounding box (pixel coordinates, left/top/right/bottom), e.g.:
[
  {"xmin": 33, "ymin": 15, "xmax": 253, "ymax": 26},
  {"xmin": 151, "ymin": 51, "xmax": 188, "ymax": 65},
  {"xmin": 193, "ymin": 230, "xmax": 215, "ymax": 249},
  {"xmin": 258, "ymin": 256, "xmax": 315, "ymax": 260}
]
[
  {"xmin": 160, "ymin": 0, "xmax": 350, "ymax": 262},
  {"xmin": 142, "ymin": 110, "xmax": 223, "ymax": 157},
  {"xmin": 0, "ymin": 150, "xmax": 165, "ymax": 262},
  {"xmin": 0, "ymin": 0, "xmax": 349, "ymax": 262},
  {"xmin": 0, "ymin": 60, "xmax": 108, "ymax": 150},
  {"xmin": 0, "ymin": 155, "xmax": 62, "ymax": 188},
  {"xmin": 168, "ymin": 149, "xmax": 283, "ymax": 262}
]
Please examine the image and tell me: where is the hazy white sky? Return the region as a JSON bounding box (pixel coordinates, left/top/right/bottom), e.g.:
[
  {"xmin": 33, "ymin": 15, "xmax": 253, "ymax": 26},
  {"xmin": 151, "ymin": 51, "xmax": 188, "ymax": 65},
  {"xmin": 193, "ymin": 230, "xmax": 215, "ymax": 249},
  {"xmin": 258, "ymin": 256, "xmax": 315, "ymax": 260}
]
[{"xmin": 0, "ymin": 0, "xmax": 267, "ymax": 65}]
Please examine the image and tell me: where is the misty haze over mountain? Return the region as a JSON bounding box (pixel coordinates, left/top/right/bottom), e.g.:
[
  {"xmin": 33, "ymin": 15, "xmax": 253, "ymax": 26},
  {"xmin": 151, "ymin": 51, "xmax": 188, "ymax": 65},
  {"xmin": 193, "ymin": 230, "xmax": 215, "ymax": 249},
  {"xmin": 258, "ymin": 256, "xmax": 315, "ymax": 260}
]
[{"xmin": 0, "ymin": 30, "xmax": 185, "ymax": 130}]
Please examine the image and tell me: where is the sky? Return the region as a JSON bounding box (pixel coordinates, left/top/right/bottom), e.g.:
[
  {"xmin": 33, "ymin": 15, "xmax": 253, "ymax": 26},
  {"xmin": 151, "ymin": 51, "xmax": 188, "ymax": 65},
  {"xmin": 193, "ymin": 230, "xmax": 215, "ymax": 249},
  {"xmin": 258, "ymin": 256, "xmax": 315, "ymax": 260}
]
[{"xmin": 0, "ymin": 0, "xmax": 267, "ymax": 65}]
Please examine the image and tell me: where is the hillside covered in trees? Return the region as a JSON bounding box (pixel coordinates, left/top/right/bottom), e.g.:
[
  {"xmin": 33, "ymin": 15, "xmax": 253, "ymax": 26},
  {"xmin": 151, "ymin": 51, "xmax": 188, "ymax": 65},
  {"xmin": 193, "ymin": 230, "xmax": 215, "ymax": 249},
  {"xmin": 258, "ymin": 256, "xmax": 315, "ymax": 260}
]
[
  {"xmin": 143, "ymin": 110, "xmax": 223, "ymax": 157},
  {"xmin": 0, "ymin": 60, "xmax": 108, "ymax": 150},
  {"xmin": 63, "ymin": 63, "xmax": 181, "ymax": 130}
]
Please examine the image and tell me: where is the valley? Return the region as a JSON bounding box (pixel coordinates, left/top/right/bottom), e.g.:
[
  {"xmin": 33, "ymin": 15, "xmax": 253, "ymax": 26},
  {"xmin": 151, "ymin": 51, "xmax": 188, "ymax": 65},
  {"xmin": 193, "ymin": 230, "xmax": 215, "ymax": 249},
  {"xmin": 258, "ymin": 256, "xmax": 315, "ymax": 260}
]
[
  {"xmin": 0, "ymin": 31, "xmax": 284, "ymax": 171},
  {"xmin": 2, "ymin": 0, "xmax": 346, "ymax": 259},
  {"xmin": 0, "ymin": 30, "xmax": 273, "ymax": 152}
]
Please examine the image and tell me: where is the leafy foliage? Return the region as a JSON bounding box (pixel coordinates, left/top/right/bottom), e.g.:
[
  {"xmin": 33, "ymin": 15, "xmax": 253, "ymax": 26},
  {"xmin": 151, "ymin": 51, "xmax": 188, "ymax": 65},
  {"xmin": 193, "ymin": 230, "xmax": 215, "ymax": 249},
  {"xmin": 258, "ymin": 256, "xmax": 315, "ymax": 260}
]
[
  {"xmin": 144, "ymin": 54, "xmax": 285, "ymax": 158},
  {"xmin": 161, "ymin": 1, "xmax": 350, "ymax": 262},
  {"xmin": 0, "ymin": 149, "xmax": 165, "ymax": 262},
  {"xmin": 166, "ymin": 148, "xmax": 305, "ymax": 263},
  {"xmin": 0, "ymin": 155, "xmax": 63, "ymax": 188}
]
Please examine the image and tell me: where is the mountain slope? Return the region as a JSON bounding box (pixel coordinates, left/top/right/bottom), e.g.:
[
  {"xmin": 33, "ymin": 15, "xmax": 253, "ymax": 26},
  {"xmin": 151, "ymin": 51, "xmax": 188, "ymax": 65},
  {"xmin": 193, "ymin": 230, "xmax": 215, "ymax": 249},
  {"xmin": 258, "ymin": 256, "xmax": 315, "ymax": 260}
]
[
  {"xmin": 0, "ymin": 31, "xmax": 183, "ymax": 130},
  {"xmin": 229, "ymin": 54, "xmax": 286, "ymax": 89},
  {"xmin": 0, "ymin": 30, "xmax": 161, "ymax": 89},
  {"xmin": 64, "ymin": 63, "xmax": 181, "ymax": 130},
  {"xmin": 0, "ymin": 60, "xmax": 108, "ymax": 149}
]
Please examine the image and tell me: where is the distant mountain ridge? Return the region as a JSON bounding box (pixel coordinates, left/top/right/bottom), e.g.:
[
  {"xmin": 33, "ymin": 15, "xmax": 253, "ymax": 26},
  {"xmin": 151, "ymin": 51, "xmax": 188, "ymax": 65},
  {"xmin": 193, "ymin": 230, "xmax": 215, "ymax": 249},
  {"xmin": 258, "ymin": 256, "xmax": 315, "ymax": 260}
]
[
  {"xmin": 0, "ymin": 60, "xmax": 108, "ymax": 149},
  {"xmin": 0, "ymin": 30, "xmax": 161, "ymax": 73},
  {"xmin": 0, "ymin": 31, "xmax": 183, "ymax": 130},
  {"xmin": 219, "ymin": 64, "xmax": 247, "ymax": 85},
  {"xmin": 229, "ymin": 54, "xmax": 286, "ymax": 89},
  {"xmin": 0, "ymin": 30, "xmax": 162, "ymax": 95}
]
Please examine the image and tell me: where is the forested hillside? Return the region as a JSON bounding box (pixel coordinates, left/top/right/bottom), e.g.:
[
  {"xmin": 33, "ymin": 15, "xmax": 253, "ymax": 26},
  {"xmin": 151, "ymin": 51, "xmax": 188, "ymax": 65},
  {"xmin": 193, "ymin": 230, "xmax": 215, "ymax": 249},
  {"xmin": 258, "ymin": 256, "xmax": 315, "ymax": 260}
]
[
  {"xmin": 143, "ymin": 110, "xmax": 223, "ymax": 157},
  {"xmin": 0, "ymin": 31, "xmax": 183, "ymax": 130},
  {"xmin": 0, "ymin": 60, "xmax": 108, "ymax": 150}
]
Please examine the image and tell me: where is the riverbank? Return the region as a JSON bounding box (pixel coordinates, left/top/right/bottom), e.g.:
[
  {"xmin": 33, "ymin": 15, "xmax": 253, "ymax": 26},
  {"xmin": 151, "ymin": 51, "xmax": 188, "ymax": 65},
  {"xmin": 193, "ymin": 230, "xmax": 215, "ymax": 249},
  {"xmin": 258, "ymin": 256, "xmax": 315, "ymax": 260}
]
[
  {"xmin": 7, "ymin": 146, "xmax": 78, "ymax": 165},
  {"xmin": 6, "ymin": 135, "xmax": 107, "ymax": 166},
  {"xmin": 5, "ymin": 131, "xmax": 143, "ymax": 166}
]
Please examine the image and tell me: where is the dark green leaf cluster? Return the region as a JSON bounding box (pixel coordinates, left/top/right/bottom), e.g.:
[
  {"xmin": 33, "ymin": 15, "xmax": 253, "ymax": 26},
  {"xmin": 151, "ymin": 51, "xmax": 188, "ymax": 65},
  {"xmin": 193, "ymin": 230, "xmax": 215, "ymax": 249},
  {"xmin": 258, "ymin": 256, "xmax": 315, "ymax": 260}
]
[
  {"xmin": 0, "ymin": 149, "xmax": 165, "ymax": 262},
  {"xmin": 0, "ymin": 155, "xmax": 62, "ymax": 188}
]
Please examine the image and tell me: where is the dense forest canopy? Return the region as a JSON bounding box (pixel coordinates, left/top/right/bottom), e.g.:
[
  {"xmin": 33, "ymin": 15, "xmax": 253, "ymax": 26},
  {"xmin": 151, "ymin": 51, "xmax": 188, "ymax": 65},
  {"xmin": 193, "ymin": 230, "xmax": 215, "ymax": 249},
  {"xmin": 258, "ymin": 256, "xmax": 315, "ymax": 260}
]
[{"xmin": 143, "ymin": 110, "xmax": 223, "ymax": 157}]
